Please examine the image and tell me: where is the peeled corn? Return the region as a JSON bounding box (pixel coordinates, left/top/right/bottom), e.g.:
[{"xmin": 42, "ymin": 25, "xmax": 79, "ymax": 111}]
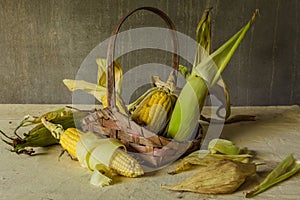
[
  {"xmin": 60, "ymin": 128, "xmax": 82, "ymax": 157},
  {"xmin": 60, "ymin": 128, "xmax": 144, "ymax": 178},
  {"xmin": 109, "ymin": 148, "xmax": 144, "ymax": 177},
  {"xmin": 128, "ymin": 74, "xmax": 177, "ymax": 135},
  {"xmin": 130, "ymin": 89, "xmax": 176, "ymax": 134}
]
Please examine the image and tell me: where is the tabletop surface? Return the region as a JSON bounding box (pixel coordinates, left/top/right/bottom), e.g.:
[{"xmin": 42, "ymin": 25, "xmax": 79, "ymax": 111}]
[{"xmin": 1, "ymin": 104, "xmax": 300, "ymax": 200}]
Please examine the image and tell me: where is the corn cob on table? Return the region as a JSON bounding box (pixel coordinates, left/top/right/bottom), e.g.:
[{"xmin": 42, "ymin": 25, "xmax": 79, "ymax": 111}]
[{"xmin": 1, "ymin": 104, "xmax": 300, "ymax": 200}]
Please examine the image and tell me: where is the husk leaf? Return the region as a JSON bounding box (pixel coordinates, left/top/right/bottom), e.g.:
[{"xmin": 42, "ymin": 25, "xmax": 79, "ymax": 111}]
[
  {"xmin": 245, "ymin": 154, "xmax": 300, "ymax": 198},
  {"xmin": 163, "ymin": 159, "xmax": 256, "ymax": 194}
]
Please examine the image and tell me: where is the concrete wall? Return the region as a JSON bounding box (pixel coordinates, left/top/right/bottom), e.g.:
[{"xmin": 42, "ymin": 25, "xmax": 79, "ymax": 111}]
[{"xmin": 0, "ymin": 0, "xmax": 299, "ymax": 105}]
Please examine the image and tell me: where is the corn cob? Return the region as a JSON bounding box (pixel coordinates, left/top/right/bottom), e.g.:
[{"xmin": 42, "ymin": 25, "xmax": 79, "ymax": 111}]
[
  {"xmin": 128, "ymin": 75, "xmax": 177, "ymax": 135},
  {"xmin": 130, "ymin": 89, "xmax": 175, "ymax": 134},
  {"xmin": 109, "ymin": 148, "xmax": 144, "ymax": 177},
  {"xmin": 50, "ymin": 127, "xmax": 143, "ymax": 178},
  {"xmin": 60, "ymin": 128, "xmax": 82, "ymax": 157}
]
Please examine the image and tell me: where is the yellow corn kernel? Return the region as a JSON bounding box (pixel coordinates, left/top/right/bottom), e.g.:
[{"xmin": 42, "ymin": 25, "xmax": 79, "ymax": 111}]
[
  {"xmin": 60, "ymin": 128, "xmax": 83, "ymax": 157},
  {"xmin": 149, "ymin": 96, "xmax": 172, "ymax": 133},
  {"xmin": 60, "ymin": 128, "xmax": 144, "ymax": 178},
  {"xmin": 131, "ymin": 89, "xmax": 176, "ymax": 134},
  {"xmin": 109, "ymin": 148, "xmax": 144, "ymax": 177}
]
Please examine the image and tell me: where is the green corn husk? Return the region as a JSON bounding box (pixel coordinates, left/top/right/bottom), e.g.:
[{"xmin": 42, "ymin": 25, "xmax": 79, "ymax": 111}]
[
  {"xmin": 208, "ymin": 138, "xmax": 240, "ymax": 155},
  {"xmin": 194, "ymin": 8, "xmax": 231, "ymax": 121},
  {"xmin": 169, "ymin": 139, "xmax": 251, "ymax": 174},
  {"xmin": 165, "ymin": 8, "xmax": 210, "ymax": 139},
  {"xmin": 245, "ymin": 154, "xmax": 300, "ymax": 198},
  {"xmin": 167, "ymin": 10, "xmax": 258, "ymax": 141}
]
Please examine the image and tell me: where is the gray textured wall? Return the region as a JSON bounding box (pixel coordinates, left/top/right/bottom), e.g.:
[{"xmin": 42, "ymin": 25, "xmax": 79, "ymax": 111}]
[{"xmin": 0, "ymin": 0, "xmax": 299, "ymax": 105}]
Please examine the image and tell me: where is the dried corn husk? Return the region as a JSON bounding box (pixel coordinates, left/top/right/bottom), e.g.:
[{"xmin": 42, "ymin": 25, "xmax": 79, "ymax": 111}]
[
  {"xmin": 63, "ymin": 58, "xmax": 128, "ymax": 115},
  {"xmin": 169, "ymin": 139, "xmax": 251, "ymax": 174},
  {"xmin": 162, "ymin": 159, "xmax": 256, "ymax": 194}
]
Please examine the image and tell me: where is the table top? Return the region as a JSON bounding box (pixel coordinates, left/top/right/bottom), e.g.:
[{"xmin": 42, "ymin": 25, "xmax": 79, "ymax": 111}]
[{"xmin": 1, "ymin": 104, "xmax": 300, "ymax": 200}]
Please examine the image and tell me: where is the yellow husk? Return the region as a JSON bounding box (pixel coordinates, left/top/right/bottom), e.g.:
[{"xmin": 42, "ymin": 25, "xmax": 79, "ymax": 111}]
[
  {"xmin": 169, "ymin": 139, "xmax": 251, "ymax": 174},
  {"xmin": 163, "ymin": 159, "xmax": 256, "ymax": 194}
]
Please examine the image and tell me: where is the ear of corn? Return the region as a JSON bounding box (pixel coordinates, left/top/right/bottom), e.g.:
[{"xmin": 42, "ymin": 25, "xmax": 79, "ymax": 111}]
[
  {"xmin": 167, "ymin": 10, "xmax": 258, "ymax": 141},
  {"xmin": 0, "ymin": 109, "xmax": 85, "ymax": 155},
  {"xmin": 166, "ymin": 75, "xmax": 207, "ymax": 140},
  {"xmin": 128, "ymin": 73, "xmax": 177, "ymax": 135},
  {"xmin": 41, "ymin": 117, "xmax": 144, "ymax": 179},
  {"xmin": 130, "ymin": 87, "xmax": 176, "ymax": 134},
  {"xmin": 109, "ymin": 148, "xmax": 144, "ymax": 177},
  {"xmin": 59, "ymin": 128, "xmax": 83, "ymax": 157},
  {"xmin": 166, "ymin": 9, "xmax": 212, "ymax": 140},
  {"xmin": 60, "ymin": 128, "xmax": 144, "ymax": 178}
]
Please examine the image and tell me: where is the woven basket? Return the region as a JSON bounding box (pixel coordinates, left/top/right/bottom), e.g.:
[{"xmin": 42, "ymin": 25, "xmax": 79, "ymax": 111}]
[{"xmin": 80, "ymin": 7, "xmax": 203, "ymax": 170}]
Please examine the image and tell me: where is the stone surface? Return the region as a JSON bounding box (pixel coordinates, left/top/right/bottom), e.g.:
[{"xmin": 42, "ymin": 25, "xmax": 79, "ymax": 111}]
[{"xmin": 0, "ymin": 104, "xmax": 300, "ymax": 199}]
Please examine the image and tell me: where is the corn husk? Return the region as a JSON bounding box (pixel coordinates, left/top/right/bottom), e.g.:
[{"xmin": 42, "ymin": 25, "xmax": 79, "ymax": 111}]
[
  {"xmin": 63, "ymin": 58, "xmax": 128, "ymax": 115},
  {"xmin": 96, "ymin": 58, "xmax": 122, "ymax": 94},
  {"xmin": 162, "ymin": 159, "xmax": 256, "ymax": 194},
  {"xmin": 245, "ymin": 154, "xmax": 300, "ymax": 198},
  {"xmin": 169, "ymin": 139, "xmax": 251, "ymax": 174},
  {"xmin": 208, "ymin": 138, "xmax": 240, "ymax": 155},
  {"xmin": 75, "ymin": 132, "xmax": 126, "ymax": 187},
  {"xmin": 167, "ymin": 10, "xmax": 258, "ymax": 141}
]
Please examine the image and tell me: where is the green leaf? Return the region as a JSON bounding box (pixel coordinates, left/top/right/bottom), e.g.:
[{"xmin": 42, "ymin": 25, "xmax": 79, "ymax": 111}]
[
  {"xmin": 194, "ymin": 9, "xmax": 258, "ymax": 87},
  {"xmin": 245, "ymin": 154, "xmax": 300, "ymax": 198},
  {"xmin": 208, "ymin": 138, "xmax": 240, "ymax": 155}
]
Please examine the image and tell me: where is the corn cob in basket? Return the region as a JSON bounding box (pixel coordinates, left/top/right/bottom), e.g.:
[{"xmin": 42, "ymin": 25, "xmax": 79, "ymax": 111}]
[{"xmin": 127, "ymin": 74, "xmax": 177, "ymax": 135}]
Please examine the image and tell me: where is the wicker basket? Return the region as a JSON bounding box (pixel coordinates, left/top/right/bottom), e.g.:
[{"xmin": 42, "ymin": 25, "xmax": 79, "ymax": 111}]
[{"xmin": 80, "ymin": 7, "xmax": 203, "ymax": 171}]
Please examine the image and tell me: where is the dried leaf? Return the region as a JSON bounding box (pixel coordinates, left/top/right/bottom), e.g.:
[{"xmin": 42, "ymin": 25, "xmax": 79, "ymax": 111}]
[
  {"xmin": 169, "ymin": 151, "xmax": 251, "ymax": 174},
  {"xmin": 169, "ymin": 139, "xmax": 251, "ymax": 174},
  {"xmin": 163, "ymin": 160, "xmax": 256, "ymax": 194},
  {"xmin": 96, "ymin": 58, "xmax": 123, "ymax": 94}
]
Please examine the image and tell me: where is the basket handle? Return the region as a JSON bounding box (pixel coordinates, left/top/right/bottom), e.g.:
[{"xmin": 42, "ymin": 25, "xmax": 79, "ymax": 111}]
[{"xmin": 106, "ymin": 7, "xmax": 179, "ymax": 110}]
